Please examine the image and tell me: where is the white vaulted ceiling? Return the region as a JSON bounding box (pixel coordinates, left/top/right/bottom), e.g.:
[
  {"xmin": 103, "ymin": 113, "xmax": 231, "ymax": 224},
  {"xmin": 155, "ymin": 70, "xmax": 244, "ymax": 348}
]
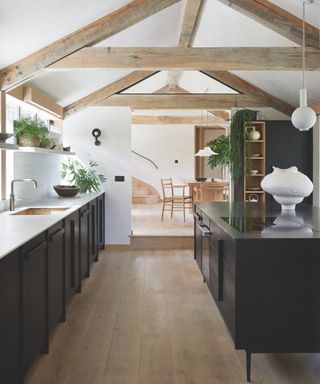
[{"xmin": 0, "ymin": 0, "xmax": 319, "ymax": 114}]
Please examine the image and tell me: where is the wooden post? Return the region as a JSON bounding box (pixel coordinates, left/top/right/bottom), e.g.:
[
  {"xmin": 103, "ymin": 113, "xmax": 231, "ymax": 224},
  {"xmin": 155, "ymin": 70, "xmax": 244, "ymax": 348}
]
[{"xmin": 0, "ymin": 92, "xmax": 6, "ymax": 200}]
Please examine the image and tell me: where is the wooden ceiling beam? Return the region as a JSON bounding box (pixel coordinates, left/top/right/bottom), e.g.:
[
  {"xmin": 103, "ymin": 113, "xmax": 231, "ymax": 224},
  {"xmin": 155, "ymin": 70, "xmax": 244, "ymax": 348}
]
[
  {"xmin": 96, "ymin": 93, "xmax": 265, "ymax": 109},
  {"xmin": 166, "ymin": 0, "xmax": 203, "ymax": 89},
  {"xmin": 0, "ymin": 0, "xmax": 180, "ymax": 91},
  {"xmin": 64, "ymin": 71, "xmax": 156, "ymax": 118},
  {"xmin": 202, "ymin": 70, "xmax": 295, "ymax": 116},
  {"xmin": 208, "ymin": 110, "xmax": 230, "ymax": 120},
  {"xmin": 132, "ymin": 115, "xmax": 228, "ymax": 125},
  {"xmin": 49, "ymin": 47, "xmax": 320, "ymax": 70},
  {"xmin": 310, "ymin": 101, "xmax": 320, "ymax": 115},
  {"xmin": 216, "ymin": 0, "xmax": 320, "ymax": 49}
]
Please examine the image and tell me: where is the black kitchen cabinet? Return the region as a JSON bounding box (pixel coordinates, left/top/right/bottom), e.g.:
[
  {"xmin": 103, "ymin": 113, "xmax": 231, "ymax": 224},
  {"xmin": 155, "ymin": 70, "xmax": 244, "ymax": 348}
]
[
  {"xmin": 0, "ymin": 249, "xmax": 22, "ymax": 384},
  {"xmin": 80, "ymin": 204, "xmax": 90, "ymax": 278},
  {"xmin": 48, "ymin": 221, "xmax": 65, "ymax": 332},
  {"xmin": 22, "ymin": 232, "xmax": 48, "ymax": 374},
  {"xmin": 97, "ymin": 193, "xmax": 105, "ymax": 251},
  {"xmin": 65, "ymin": 211, "xmax": 80, "ymax": 301},
  {"xmin": 89, "ymin": 198, "xmax": 98, "ymax": 264},
  {"xmin": 194, "ymin": 209, "xmax": 202, "ymax": 271}
]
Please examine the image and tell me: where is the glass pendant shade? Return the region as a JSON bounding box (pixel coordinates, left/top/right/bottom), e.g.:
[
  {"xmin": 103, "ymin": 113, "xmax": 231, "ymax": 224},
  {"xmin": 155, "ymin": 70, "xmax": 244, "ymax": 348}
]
[{"xmin": 291, "ymin": 89, "xmax": 317, "ymax": 131}]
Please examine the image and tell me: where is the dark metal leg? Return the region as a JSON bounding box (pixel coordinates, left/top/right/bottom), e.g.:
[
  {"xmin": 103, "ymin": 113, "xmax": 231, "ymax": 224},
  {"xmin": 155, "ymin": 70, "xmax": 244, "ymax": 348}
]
[
  {"xmin": 246, "ymin": 351, "xmax": 251, "ymax": 382},
  {"xmin": 203, "ymin": 276, "xmax": 205, "ymax": 283}
]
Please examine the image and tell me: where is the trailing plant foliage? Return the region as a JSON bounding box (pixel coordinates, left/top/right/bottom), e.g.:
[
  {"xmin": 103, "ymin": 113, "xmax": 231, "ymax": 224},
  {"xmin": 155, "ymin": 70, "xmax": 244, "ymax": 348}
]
[
  {"xmin": 229, "ymin": 109, "xmax": 257, "ymax": 181},
  {"xmin": 206, "ymin": 135, "xmax": 230, "ymax": 169},
  {"xmin": 14, "ymin": 116, "xmax": 48, "ymax": 140},
  {"xmin": 61, "ymin": 159, "xmax": 106, "ymax": 193}
]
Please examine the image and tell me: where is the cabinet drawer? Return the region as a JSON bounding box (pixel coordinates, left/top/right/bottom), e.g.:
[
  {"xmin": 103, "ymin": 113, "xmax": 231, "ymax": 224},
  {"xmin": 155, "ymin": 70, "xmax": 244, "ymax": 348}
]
[{"xmin": 210, "ymin": 225, "xmax": 235, "ymax": 273}]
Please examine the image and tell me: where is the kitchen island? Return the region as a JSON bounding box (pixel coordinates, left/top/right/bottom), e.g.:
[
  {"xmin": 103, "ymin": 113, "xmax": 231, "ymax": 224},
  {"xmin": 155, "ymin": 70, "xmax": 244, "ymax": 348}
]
[{"xmin": 194, "ymin": 201, "xmax": 320, "ymax": 382}]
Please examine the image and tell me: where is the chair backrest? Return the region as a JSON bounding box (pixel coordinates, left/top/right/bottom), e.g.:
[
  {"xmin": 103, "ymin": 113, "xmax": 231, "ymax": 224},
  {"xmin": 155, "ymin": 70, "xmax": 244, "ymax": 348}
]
[{"xmin": 161, "ymin": 178, "xmax": 174, "ymax": 199}]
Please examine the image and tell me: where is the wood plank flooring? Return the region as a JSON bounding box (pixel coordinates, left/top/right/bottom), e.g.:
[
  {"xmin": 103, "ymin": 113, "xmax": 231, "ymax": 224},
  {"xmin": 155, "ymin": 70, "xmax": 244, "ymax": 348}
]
[{"xmin": 26, "ymin": 250, "xmax": 320, "ymax": 384}]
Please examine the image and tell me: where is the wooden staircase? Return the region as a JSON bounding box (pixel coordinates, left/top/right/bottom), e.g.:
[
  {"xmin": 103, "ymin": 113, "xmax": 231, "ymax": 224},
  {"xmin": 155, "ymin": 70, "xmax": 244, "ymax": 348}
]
[{"xmin": 132, "ymin": 177, "xmax": 160, "ymax": 204}]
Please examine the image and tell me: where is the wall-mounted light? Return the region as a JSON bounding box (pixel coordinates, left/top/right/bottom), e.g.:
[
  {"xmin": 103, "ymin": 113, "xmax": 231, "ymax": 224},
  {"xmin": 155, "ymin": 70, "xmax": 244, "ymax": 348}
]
[{"xmin": 92, "ymin": 128, "xmax": 102, "ymax": 146}]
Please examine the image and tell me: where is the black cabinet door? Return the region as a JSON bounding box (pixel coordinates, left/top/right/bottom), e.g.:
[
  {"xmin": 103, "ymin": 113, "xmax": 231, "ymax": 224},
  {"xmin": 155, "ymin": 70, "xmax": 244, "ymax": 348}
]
[
  {"xmin": 89, "ymin": 199, "xmax": 98, "ymax": 264},
  {"xmin": 97, "ymin": 193, "xmax": 105, "ymax": 250},
  {"xmin": 22, "ymin": 232, "xmax": 48, "ymax": 374},
  {"xmin": 0, "ymin": 250, "xmax": 22, "ymax": 384},
  {"xmin": 80, "ymin": 204, "xmax": 90, "ymax": 279},
  {"xmin": 65, "ymin": 211, "xmax": 80, "ymax": 302},
  {"xmin": 48, "ymin": 222, "xmax": 65, "ymax": 332}
]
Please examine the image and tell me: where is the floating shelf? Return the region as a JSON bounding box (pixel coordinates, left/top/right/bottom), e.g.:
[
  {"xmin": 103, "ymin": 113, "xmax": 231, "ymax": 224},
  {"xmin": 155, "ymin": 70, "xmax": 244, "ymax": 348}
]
[
  {"xmin": 0, "ymin": 143, "xmax": 19, "ymax": 150},
  {"xmin": 18, "ymin": 147, "xmax": 75, "ymax": 156}
]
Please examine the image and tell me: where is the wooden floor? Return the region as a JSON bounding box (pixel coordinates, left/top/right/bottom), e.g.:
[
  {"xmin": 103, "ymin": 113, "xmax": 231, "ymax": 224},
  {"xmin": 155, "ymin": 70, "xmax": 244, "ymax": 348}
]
[
  {"xmin": 26, "ymin": 250, "xmax": 320, "ymax": 384},
  {"xmin": 132, "ymin": 203, "xmax": 193, "ymax": 236}
]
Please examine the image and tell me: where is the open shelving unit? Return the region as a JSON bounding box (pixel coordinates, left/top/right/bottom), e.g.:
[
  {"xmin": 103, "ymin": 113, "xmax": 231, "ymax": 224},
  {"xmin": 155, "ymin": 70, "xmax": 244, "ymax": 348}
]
[
  {"xmin": 243, "ymin": 121, "xmax": 266, "ymax": 203},
  {"xmin": 17, "ymin": 147, "xmax": 75, "ymax": 155}
]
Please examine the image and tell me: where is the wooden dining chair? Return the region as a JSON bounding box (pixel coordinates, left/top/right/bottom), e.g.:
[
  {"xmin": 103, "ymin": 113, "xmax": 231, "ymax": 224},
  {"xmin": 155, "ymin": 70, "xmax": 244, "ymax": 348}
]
[{"xmin": 160, "ymin": 178, "xmax": 193, "ymax": 222}]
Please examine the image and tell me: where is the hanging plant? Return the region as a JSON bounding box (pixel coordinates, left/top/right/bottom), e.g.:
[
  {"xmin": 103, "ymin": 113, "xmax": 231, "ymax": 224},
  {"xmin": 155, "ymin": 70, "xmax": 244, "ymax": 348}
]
[{"xmin": 229, "ymin": 109, "xmax": 257, "ymax": 181}]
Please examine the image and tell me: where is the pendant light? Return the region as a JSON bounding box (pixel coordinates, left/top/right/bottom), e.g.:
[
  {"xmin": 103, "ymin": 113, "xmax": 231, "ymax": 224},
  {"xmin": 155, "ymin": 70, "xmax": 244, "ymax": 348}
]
[{"xmin": 291, "ymin": 0, "xmax": 317, "ymax": 131}]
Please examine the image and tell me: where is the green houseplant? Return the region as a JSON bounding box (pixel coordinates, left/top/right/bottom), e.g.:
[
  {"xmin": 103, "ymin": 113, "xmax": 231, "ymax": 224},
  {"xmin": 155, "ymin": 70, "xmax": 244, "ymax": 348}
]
[
  {"xmin": 206, "ymin": 135, "xmax": 230, "ymax": 179},
  {"xmin": 61, "ymin": 159, "xmax": 106, "ymax": 193},
  {"xmin": 229, "ymin": 109, "xmax": 257, "ymax": 181},
  {"xmin": 14, "ymin": 116, "xmax": 48, "ymax": 147}
]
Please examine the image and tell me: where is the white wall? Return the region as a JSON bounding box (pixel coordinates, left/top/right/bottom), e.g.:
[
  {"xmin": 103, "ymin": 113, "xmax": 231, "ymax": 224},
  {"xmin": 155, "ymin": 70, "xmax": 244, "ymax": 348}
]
[
  {"xmin": 64, "ymin": 107, "xmax": 132, "ymax": 245},
  {"xmin": 313, "ymin": 117, "xmax": 320, "ymax": 207},
  {"xmin": 132, "ymin": 124, "xmax": 195, "ymax": 194}
]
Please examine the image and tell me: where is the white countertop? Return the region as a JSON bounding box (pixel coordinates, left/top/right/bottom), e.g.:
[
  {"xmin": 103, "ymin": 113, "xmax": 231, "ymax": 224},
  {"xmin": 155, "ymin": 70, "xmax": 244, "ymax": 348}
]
[{"xmin": 0, "ymin": 192, "xmax": 103, "ymax": 260}]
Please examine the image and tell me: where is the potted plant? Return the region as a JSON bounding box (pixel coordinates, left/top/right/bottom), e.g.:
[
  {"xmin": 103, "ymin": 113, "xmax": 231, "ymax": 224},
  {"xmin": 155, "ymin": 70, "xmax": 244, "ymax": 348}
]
[
  {"xmin": 14, "ymin": 116, "xmax": 48, "ymax": 147},
  {"xmin": 206, "ymin": 135, "xmax": 230, "ymax": 179},
  {"xmin": 61, "ymin": 159, "xmax": 106, "ymax": 193},
  {"xmin": 229, "ymin": 109, "xmax": 257, "ymax": 181}
]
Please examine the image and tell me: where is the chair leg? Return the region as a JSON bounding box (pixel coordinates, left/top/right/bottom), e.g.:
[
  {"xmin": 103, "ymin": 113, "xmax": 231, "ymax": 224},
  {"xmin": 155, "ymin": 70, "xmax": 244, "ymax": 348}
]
[
  {"xmin": 171, "ymin": 199, "xmax": 173, "ymax": 218},
  {"xmin": 161, "ymin": 199, "xmax": 165, "ymax": 221},
  {"xmin": 183, "ymin": 199, "xmax": 186, "ymax": 223}
]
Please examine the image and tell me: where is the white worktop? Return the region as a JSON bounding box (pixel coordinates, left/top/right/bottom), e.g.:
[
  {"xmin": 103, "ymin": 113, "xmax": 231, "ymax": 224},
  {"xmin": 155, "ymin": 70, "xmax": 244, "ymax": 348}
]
[{"xmin": 0, "ymin": 192, "xmax": 104, "ymax": 260}]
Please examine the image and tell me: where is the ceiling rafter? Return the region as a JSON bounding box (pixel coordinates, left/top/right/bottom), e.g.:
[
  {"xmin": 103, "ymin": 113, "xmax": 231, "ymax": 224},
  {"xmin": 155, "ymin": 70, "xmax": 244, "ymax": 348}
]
[
  {"xmin": 167, "ymin": 0, "xmax": 204, "ymax": 90},
  {"xmin": 216, "ymin": 0, "xmax": 320, "ymax": 48},
  {"xmin": 132, "ymin": 115, "xmax": 228, "ymax": 125},
  {"xmin": 202, "ymin": 70, "xmax": 295, "ymax": 116},
  {"xmin": 0, "ymin": 0, "xmax": 180, "ymax": 91},
  {"xmin": 48, "ymin": 47, "xmax": 320, "ymax": 70},
  {"xmin": 64, "ymin": 71, "xmax": 157, "ymax": 118},
  {"xmin": 96, "ymin": 93, "xmax": 265, "ymax": 109}
]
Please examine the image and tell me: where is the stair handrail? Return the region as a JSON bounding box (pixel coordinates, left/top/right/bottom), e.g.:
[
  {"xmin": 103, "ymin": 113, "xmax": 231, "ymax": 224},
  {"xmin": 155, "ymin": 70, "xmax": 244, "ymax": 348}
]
[{"xmin": 132, "ymin": 150, "xmax": 159, "ymax": 169}]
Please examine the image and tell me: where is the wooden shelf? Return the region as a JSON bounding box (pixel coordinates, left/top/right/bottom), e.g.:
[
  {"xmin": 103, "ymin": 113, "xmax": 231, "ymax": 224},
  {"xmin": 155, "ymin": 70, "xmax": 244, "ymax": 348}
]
[
  {"xmin": 245, "ymin": 190, "xmax": 264, "ymax": 193},
  {"xmin": 17, "ymin": 147, "xmax": 75, "ymax": 156},
  {"xmin": 243, "ymin": 121, "xmax": 266, "ymax": 203},
  {"xmin": 0, "ymin": 143, "xmax": 19, "ymax": 150}
]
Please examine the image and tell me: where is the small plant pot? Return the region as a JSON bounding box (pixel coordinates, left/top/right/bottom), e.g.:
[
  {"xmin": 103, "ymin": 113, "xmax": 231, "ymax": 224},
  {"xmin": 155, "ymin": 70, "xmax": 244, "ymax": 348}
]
[{"xmin": 18, "ymin": 135, "xmax": 40, "ymax": 147}]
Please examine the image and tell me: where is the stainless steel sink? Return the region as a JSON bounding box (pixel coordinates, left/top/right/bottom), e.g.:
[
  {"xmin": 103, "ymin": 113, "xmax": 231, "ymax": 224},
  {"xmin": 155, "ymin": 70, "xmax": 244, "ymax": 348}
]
[{"xmin": 12, "ymin": 207, "xmax": 69, "ymax": 216}]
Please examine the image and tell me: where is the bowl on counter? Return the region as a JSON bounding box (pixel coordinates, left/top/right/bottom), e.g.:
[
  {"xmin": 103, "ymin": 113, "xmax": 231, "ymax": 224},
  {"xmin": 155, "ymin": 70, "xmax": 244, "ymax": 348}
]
[
  {"xmin": 195, "ymin": 177, "xmax": 207, "ymax": 182},
  {"xmin": 0, "ymin": 133, "xmax": 14, "ymax": 142},
  {"xmin": 53, "ymin": 185, "xmax": 80, "ymax": 198}
]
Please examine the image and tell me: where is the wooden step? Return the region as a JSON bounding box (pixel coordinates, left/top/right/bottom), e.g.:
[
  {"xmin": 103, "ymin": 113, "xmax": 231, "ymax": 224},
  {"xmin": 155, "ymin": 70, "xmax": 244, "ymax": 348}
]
[
  {"xmin": 132, "ymin": 187, "xmax": 150, "ymax": 197},
  {"xmin": 132, "ymin": 195, "xmax": 160, "ymax": 204},
  {"xmin": 130, "ymin": 235, "xmax": 194, "ymax": 250}
]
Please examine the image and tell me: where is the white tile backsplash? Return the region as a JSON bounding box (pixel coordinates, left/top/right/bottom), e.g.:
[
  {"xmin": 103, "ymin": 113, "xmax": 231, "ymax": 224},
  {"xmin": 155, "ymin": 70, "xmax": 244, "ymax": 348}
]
[{"xmin": 13, "ymin": 152, "xmax": 61, "ymax": 206}]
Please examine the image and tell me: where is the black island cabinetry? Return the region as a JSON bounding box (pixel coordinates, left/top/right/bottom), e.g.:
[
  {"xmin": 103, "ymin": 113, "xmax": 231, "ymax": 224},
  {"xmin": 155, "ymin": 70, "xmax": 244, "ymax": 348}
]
[
  {"xmin": 0, "ymin": 193, "xmax": 105, "ymax": 384},
  {"xmin": 194, "ymin": 201, "xmax": 320, "ymax": 382}
]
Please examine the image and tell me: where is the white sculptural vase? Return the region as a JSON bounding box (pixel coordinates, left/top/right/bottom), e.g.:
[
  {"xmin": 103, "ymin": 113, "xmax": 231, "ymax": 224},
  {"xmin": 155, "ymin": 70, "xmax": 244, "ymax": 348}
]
[{"xmin": 261, "ymin": 166, "xmax": 313, "ymax": 211}]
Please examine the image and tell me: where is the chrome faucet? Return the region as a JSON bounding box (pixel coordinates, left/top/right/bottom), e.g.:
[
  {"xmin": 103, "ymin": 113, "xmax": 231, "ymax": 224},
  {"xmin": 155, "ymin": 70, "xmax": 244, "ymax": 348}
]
[{"xmin": 10, "ymin": 179, "xmax": 38, "ymax": 211}]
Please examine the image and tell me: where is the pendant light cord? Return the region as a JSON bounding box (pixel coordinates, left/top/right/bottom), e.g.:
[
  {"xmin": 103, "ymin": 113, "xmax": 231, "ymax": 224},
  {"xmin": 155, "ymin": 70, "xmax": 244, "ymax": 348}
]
[{"xmin": 302, "ymin": 0, "xmax": 306, "ymax": 89}]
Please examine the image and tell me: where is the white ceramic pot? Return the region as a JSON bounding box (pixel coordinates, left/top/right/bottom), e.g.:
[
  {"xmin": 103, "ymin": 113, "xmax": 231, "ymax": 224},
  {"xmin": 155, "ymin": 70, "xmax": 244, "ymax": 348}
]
[
  {"xmin": 246, "ymin": 126, "xmax": 261, "ymax": 140},
  {"xmin": 261, "ymin": 166, "xmax": 313, "ymax": 210}
]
